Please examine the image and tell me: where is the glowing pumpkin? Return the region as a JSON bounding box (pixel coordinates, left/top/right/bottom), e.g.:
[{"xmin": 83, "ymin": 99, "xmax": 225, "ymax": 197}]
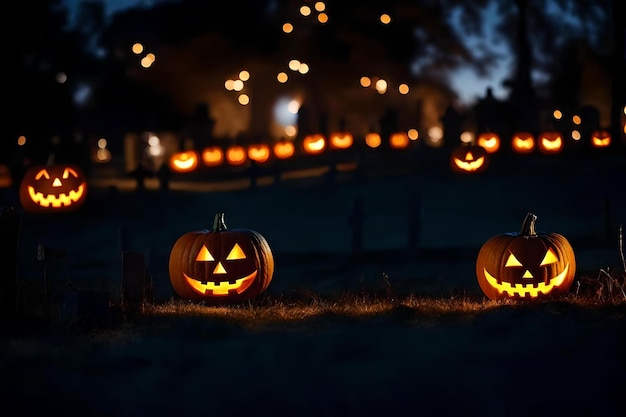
[
  {"xmin": 590, "ymin": 130, "xmax": 611, "ymax": 148},
  {"xmin": 169, "ymin": 213, "xmax": 274, "ymax": 303},
  {"xmin": 450, "ymin": 145, "xmax": 489, "ymax": 174},
  {"xmin": 169, "ymin": 151, "xmax": 199, "ymax": 173},
  {"xmin": 226, "ymin": 145, "xmax": 247, "ymax": 166},
  {"xmin": 247, "ymin": 144, "xmax": 271, "ymax": 163},
  {"xmin": 273, "ymin": 139, "xmax": 295, "ymax": 159},
  {"xmin": 329, "ymin": 131, "xmax": 353, "ymax": 149},
  {"xmin": 201, "ymin": 146, "xmax": 224, "ymax": 167},
  {"xmin": 365, "ymin": 132, "xmax": 382, "ymax": 148},
  {"xmin": 389, "ymin": 132, "xmax": 409, "ymax": 149},
  {"xmin": 537, "ymin": 131, "xmax": 563, "ymax": 154},
  {"xmin": 476, "ymin": 212, "xmax": 576, "ymax": 301},
  {"xmin": 511, "ymin": 132, "xmax": 535, "ymax": 154},
  {"xmin": 302, "ymin": 133, "xmax": 326, "ymax": 155},
  {"xmin": 19, "ymin": 164, "xmax": 88, "ymax": 213},
  {"xmin": 0, "ymin": 164, "xmax": 12, "ymax": 188},
  {"xmin": 476, "ymin": 132, "xmax": 500, "ymax": 153}
]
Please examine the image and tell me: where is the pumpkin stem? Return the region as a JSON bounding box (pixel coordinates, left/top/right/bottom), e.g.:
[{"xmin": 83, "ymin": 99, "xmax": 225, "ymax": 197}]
[
  {"xmin": 520, "ymin": 212, "xmax": 537, "ymax": 236},
  {"xmin": 212, "ymin": 212, "xmax": 228, "ymax": 232}
]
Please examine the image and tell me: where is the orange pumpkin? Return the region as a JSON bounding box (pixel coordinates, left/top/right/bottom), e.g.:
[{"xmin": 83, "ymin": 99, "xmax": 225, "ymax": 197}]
[
  {"xmin": 302, "ymin": 133, "xmax": 326, "ymax": 155},
  {"xmin": 537, "ymin": 131, "xmax": 563, "ymax": 154},
  {"xmin": 247, "ymin": 144, "xmax": 271, "ymax": 163},
  {"xmin": 169, "ymin": 151, "xmax": 199, "ymax": 173},
  {"xmin": 225, "ymin": 145, "xmax": 247, "ymax": 166},
  {"xmin": 510, "ymin": 132, "xmax": 535, "ymax": 154},
  {"xmin": 329, "ymin": 131, "xmax": 353, "ymax": 149},
  {"xmin": 590, "ymin": 129, "xmax": 611, "ymax": 148},
  {"xmin": 273, "ymin": 139, "xmax": 295, "ymax": 159},
  {"xmin": 476, "ymin": 132, "xmax": 500, "ymax": 153},
  {"xmin": 389, "ymin": 132, "xmax": 409, "ymax": 149},
  {"xmin": 169, "ymin": 213, "xmax": 274, "ymax": 303},
  {"xmin": 476, "ymin": 212, "xmax": 576, "ymax": 301},
  {"xmin": 19, "ymin": 164, "xmax": 88, "ymax": 213},
  {"xmin": 201, "ymin": 146, "xmax": 224, "ymax": 167}
]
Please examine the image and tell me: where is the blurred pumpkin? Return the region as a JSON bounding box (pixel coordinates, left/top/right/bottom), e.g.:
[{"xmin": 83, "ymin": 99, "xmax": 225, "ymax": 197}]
[
  {"xmin": 590, "ymin": 129, "xmax": 611, "ymax": 148},
  {"xmin": 475, "ymin": 212, "xmax": 576, "ymax": 301},
  {"xmin": 511, "ymin": 132, "xmax": 535, "ymax": 154},
  {"xmin": 201, "ymin": 146, "xmax": 224, "ymax": 167},
  {"xmin": 302, "ymin": 133, "xmax": 326, "ymax": 155},
  {"xmin": 329, "ymin": 131, "xmax": 353, "ymax": 149},
  {"xmin": 247, "ymin": 143, "xmax": 271, "ymax": 163},
  {"xmin": 389, "ymin": 132, "xmax": 409, "ymax": 149},
  {"xmin": 226, "ymin": 145, "xmax": 247, "ymax": 166},
  {"xmin": 169, "ymin": 150, "xmax": 199, "ymax": 173},
  {"xmin": 0, "ymin": 164, "xmax": 12, "ymax": 188},
  {"xmin": 537, "ymin": 131, "xmax": 563, "ymax": 154},
  {"xmin": 450, "ymin": 144, "xmax": 488, "ymax": 174},
  {"xmin": 19, "ymin": 164, "xmax": 87, "ymax": 213},
  {"xmin": 476, "ymin": 132, "xmax": 500, "ymax": 153},
  {"xmin": 273, "ymin": 139, "xmax": 295, "ymax": 159},
  {"xmin": 365, "ymin": 132, "xmax": 382, "ymax": 148},
  {"xmin": 169, "ymin": 213, "xmax": 274, "ymax": 303}
]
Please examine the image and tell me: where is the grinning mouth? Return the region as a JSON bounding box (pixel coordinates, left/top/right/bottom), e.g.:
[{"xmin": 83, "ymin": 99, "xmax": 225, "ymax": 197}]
[
  {"xmin": 483, "ymin": 264, "xmax": 569, "ymax": 298},
  {"xmin": 28, "ymin": 184, "xmax": 85, "ymax": 207},
  {"xmin": 183, "ymin": 271, "xmax": 257, "ymax": 296}
]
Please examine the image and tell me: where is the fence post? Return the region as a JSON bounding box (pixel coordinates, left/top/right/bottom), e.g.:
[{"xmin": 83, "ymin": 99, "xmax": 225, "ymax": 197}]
[
  {"xmin": 121, "ymin": 250, "xmax": 152, "ymax": 318},
  {"xmin": 0, "ymin": 205, "xmax": 20, "ymax": 316}
]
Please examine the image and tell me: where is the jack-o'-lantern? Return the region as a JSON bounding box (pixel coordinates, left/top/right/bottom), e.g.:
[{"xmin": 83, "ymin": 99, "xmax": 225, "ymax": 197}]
[
  {"xmin": 302, "ymin": 133, "xmax": 326, "ymax": 155},
  {"xmin": 169, "ymin": 212, "xmax": 274, "ymax": 303},
  {"xmin": 19, "ymin": 164, "xmax": 88, "ymax": 213},
  {"xmin": 590, "ymin": 130, "xmax": 611, "ymax": 148},
  {"xmin": 476, "ymin": 212, "xmax": 576, "ymax": 301},
  {"xmin": 247, "ymin": 144, "xmax": 271, "ymax": 163},
  {"xmin": 389, "ymin": 132, "xmax": 409, "ymax": 149},
  {"xmin": 202, "ymin": 146, "xmax": 224, "ymax": 167},
  {"xmin": 169, "ymin": 151, "xmax": 199, "ymax": 173},
  {"xmin": 329, "ymin": 131, "xmax": 353, "ymax": 149},
  {"xmin": 476, "ymin": 132, "xmax": 500, "ymax": 153},
  {"xmin": 511, "ymin": 132, "xmax": 535, "ymax": 154},
  {"xmin": 365, "ymin": 132, "xmax": 382, "ymax": 148},
  {"xmin": 537, "ymin": 131, "xmax": 563, "ymax": 154},
  {"xmin": 273, "ymin": 139, "xmax": 295, "ymax": 159},
  {"xmin": 226, "ymin": 145, "xmax": 247, "ymax": 166},
  {"xmin": 450, "ymin": 144, "xmax": 489, "ymax": 174}
]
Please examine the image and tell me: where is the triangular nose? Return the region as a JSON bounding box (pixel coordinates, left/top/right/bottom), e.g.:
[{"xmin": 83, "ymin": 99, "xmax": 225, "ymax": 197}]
[
  {"xmin": 52, "ymin": 178, "xmax": 63, "ymax": 187},
  {"xmin": 213, "ymin": 262, "xmax": 227, "ymax": 274},
  {"xmin": 522, "ymin": 270, "xmax": 533, "ymax": 279}
]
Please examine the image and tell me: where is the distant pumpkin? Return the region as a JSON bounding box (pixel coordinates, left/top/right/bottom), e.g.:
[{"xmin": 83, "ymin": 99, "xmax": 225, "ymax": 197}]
[
  {"xmin": 19, "ymin": 164, "xmax": 88, "ymax": 213},
  {"xmin": 511, "ymin": 132, "xmax": 535, "ymax": 154},
  {"xmin": 476, "ymin": 212, "xmax": 576, "ymax": 301},
  {"xmin": 476, "ymin": 132, "xmax": 500, "ymax": 153},
  {"xmin": 590, "ymin": 129, "xmax": 611, "ymax": 148},
  {"xmin": 450, "ymin": 144, "xmax": 489, "ymax": 173},
  {"xmin": 169, "ymin": 213, "xmax": 274, "ymax": 303},
  {"xmin": 537, "ymin": 131, "xmax": 563, "ymax": 154},
  {"xmin": 169, "ymin": 151, "xmax": 199, "ymax": 173}
]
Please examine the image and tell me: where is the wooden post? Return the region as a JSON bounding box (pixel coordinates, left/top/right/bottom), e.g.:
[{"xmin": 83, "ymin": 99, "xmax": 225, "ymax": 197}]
[
  {"xmin": 0, "ymin": 206, "xmax": 20, "ymax": 316},
  {"xmin": 121, "ymin": 250, "xmax": 151, "ymax": 317}
]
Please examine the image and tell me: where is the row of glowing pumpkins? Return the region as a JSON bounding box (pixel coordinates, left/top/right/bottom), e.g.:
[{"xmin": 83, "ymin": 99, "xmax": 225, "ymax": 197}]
[
  {"xmin": 168, "ymin": 129, "xmax": 614, "ymax": 173},
  {"xmin": 168, "ymin": 212, "xmax": 575, "ymax": 303},
  {"xmin": 7, "ymin": 165, "xmax": 579, "ymax": 302}
]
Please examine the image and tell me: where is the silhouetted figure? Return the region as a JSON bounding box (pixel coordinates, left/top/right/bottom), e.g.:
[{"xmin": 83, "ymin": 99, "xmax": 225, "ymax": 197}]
[{"xmin": 474, "ymin": 87, "xmax": 502, "ymax": 133}]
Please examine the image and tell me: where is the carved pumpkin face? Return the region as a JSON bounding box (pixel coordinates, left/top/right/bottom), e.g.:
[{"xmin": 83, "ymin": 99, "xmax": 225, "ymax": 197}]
[
  {"xmin": 169, "ymin": 151, "xmax": 199, "ymax": 173},
  {"xmin": 169, "ymin": 213, "xmax": 274, "ymax": 303},
  {"xmin": 329, "ymin": 131, "xmax": 353, "ymax": 149},
  {"xmin": 538, "ymin": 131, "xmax": 563, "ymax": 154},
  {"xmin": 247, "ymin": 144, "xmax": 271, "ymax": 163},
  {"xmin": 302, "ymin": 134, "xmax": 326, "ymax": 155},
  {"xmin": 476, "ymin": 132, "xmax": 500, "ymax": 153},
  {"xmin": 450, "ymin": 145, "xmax": 488, "ymax": 173},
  {"xmin": 590, "ymin": 130, "xmax": 611, "ymax": 148},
  {"xmin": 511, "ymin": 132, "xmax": 535, "ymax": 154},
  {"xmin": 19, "ymin": 165, "xmax": 87, "ymax": 213},
  {"xmin": 476, "ymin": 213, "xmax": 576, "ymax": 301}
]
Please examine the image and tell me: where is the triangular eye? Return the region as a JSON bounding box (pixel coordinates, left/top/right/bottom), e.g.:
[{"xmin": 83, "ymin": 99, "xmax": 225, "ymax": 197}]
[
  {"xmin": 226, "ymin": 243, "xmax": 246, "ymax": 260},
  {"xmin": 63, "ymin": 168, "xmax": 79, "ymax": 179},
  {"xmin": 540, "ymin": 248, "xmax": 559, "ymax": 266},
  {"xmin": 35, "ymin": 170, "xmax": 50, "ymax": 180},
  {"xmin": 505, "ymin": 252, "xmax": 523, "ymax": 267},
  {"xmin": 195, "ymin": 245, "xmax": 214, "ymax": 262}
]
